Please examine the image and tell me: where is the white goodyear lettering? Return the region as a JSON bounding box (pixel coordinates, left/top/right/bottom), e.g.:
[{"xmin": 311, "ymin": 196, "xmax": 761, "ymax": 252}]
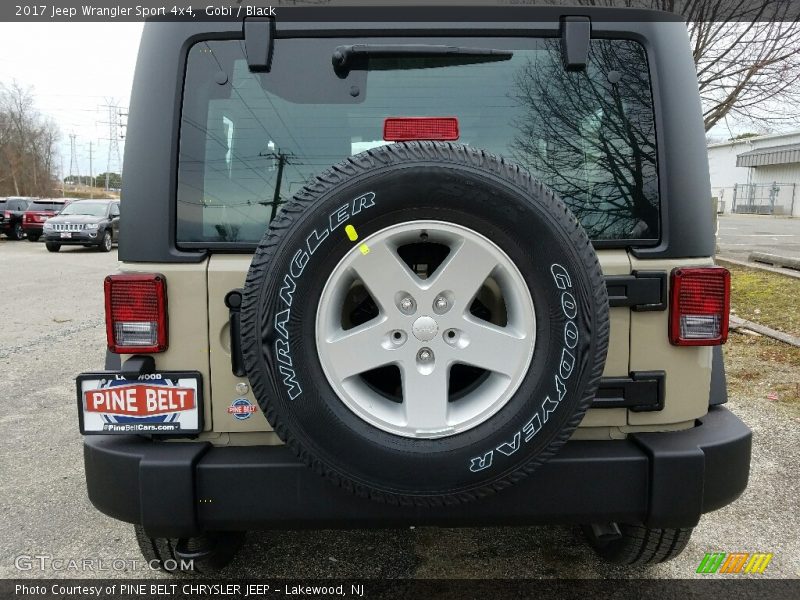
[
  {"xmin": 469, "ymin": 263, "xmax": 579, "ymax": 472},
  {"xmin": 273, "ymin": 193, "xmax": 376, "ymax": 400}
]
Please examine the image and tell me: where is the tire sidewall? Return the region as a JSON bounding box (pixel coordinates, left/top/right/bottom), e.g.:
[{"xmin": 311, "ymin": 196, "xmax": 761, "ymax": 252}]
[{"xmin": 244, "ymin": 157, "xmax": 605, "ymax": 501}]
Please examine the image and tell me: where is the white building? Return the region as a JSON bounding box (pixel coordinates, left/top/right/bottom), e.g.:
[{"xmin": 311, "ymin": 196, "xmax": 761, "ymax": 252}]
[{"xmin": 707, "ymin": 130, "xmax": 800, "ymax": 216}]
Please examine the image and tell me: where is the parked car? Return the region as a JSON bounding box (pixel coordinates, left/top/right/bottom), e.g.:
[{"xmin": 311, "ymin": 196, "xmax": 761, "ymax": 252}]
[
  {"xmin": 77, "ymin": 7, "xmax": 750, "ymax": 574},
  {"xmin": 43, "ymin": 199, "xmax": 120, "ymax": 252},
  {"xmin": 0, "ymin": 197, "xmax": 36, "ymax": 240},
  {"xmin": 22, "ymin": 198, "xmax": 78, "ymax": 242}
]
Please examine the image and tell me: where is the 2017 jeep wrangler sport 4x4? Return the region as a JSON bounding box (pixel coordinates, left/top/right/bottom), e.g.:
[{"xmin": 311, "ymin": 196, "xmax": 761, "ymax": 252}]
[{"xmin": 78, "ymin": 6, "xmax": 751, "ymax": 572}]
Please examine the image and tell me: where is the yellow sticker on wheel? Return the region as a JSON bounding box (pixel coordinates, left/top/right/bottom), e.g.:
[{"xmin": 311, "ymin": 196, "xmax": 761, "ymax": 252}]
[
  {"xmin": 345, "ymin": 224, "xmax": 358, "ymax": 242},
  {"xmin": 359, "ymin": 243, "xmax": 370, "ymax": 255}
]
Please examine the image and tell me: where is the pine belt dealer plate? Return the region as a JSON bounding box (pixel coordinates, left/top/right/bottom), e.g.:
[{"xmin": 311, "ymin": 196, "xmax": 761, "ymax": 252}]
[{"xmin": 76, "ymin": 371, "xmax": 203, "ymax": 435}]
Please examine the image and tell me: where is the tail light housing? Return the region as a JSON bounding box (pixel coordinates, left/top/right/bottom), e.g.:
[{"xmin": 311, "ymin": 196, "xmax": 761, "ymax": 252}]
[
  {"xmin": 384, "ymin": 117, "xmax": 459, "ymax": 141},
  {"xmin": 104, "ymin": 274, "xmax": 168, "ymax": 353},
  {"xmin": 669, "ymin": 267, "xmax": 730, "ymax": 346}
]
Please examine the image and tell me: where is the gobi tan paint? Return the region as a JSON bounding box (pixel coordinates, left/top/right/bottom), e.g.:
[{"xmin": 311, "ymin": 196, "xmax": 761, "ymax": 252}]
[
  {"xmin": 627, "ymin": 256, "xmax": 714, "ymax": 427},
  {"xmin": 120, "ymin": 262, "xmax": 213, "ymax": 431},
  {"xmin": 118, "ymin": 250, "xmax": 713, "ymax": 444},
  {"xmin": 207, "ymin": 255, "xmax": 274, "ymax": 435}
]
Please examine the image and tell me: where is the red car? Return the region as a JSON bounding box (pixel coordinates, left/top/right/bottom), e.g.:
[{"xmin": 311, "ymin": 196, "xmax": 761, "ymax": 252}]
[{"xmin": 22, "ymin": 198, "xmax": 76, "ymax": 242}]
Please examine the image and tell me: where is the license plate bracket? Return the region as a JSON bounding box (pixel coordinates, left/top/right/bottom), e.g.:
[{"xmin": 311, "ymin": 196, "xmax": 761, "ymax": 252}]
[{"xmin": 76, "ymin": 371, "xmax": 203, "ymax": 435}]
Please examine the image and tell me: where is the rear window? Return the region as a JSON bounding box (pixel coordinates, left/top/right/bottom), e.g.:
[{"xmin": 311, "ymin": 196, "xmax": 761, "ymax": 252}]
[
  {"xmin": 1, "ymin": 199, "xmax": 30, "ymax": 211},
  {"xmin": 28, "ymin": 201, "xmax": 65, "ymax": 211},
  {"xmin": 177, "ymin": 37, "xmax": 659, "ymax": 246}
]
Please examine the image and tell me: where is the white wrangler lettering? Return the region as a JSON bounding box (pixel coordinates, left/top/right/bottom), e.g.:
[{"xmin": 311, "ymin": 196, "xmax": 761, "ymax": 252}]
[
  {"xmin": 274, "ymin": 309, "xmax": 290, "ymax": 341},
  {"xmin": 275, "ymin": 339, "xmax": 292, "ymax": 366},
  {"xmin": 278, "ymin": 274, "xmax": 296, "ymax": 307},
  {"xmin": 352, "ymin": 192, "xmax": 376, "ymax": 214},
  {"xmin": 278, "ymin": 365, "xmax": 302, "ymax": 399},
  {"xmin": 272, "ymin": 192, "xmax": 377, "ymax": 401}
]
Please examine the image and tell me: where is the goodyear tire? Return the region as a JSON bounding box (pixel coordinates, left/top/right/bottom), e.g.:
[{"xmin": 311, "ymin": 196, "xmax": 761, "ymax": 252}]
[{"xmin": 241, "ymin": 142, "xmax": 609, "ymax": 506}]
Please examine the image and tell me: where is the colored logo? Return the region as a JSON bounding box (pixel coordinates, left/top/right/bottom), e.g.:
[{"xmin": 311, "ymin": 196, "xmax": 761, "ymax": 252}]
[
  {"xmin": 696, "ymin": 552, "xmax": 773, "ymax": 574},
  {"xmin": 92, "ymin": 376, "xmax": 190, "ymax": 426},
  {"xmin": 227, "ymin": 398, "xmax": 257, "ymax": 420}
]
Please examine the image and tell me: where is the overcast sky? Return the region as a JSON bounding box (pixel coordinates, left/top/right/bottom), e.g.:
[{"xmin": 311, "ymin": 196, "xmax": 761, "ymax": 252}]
[{"xmin": 0, "ymin": 23, "xmax": 143, "ymax": 180}]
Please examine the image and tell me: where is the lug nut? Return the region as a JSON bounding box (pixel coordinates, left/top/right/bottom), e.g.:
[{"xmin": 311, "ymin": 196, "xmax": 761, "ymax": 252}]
[
  {"xmin": 399, "ymin": 296, "xmax": 416, "ymax": 314},
  {"xmin": 417, "ymin": 348, "xmax": 433, "ymax": 362},
  {"xmin": 434, "ymin": 296, "xmax": 448, "ymax": 311}
]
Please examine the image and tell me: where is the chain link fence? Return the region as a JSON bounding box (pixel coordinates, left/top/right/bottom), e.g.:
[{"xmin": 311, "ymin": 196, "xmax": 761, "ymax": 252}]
[{"xmin": 732, "ymin": 182, "xmax": 797, "ymax": 215}]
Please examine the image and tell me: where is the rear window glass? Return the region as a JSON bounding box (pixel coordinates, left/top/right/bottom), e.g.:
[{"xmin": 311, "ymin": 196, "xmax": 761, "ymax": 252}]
[
  {"xmin": 1, "ymin": 199, "xmax": 30, "ymax": 211},
  {"xmin": 28, "ymin": 201, "xmax": 65, "ymax": 211},
  {"xmin": 177, "ymin": 37, "xmax": 659, "ymax": 245}
]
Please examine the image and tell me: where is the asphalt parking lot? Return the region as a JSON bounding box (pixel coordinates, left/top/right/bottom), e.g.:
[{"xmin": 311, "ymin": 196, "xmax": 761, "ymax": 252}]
[
  {"xmin": 717, "ymin": 214, "xmax": 800, "ymax": 261},
  {"xmin": 0, "ymin": 238, "xmax": 798, "ymax": 581}
]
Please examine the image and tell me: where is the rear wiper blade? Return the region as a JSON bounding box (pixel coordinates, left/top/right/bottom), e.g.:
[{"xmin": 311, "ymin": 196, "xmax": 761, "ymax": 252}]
[{"xmin": 332, "ymin": 44, "xmax": 513, "ymax": 72}]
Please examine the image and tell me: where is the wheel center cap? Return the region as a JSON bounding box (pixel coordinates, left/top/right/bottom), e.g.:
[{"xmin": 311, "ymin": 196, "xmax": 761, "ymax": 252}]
[{"xmin": 412, "ymin": 315, "xmax": 438, "ymax": 342}]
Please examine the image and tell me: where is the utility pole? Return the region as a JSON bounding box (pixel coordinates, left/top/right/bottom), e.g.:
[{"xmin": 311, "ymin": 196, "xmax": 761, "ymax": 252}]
[
  {"xmin": 99, "ymin": 101, "xmax": 124, "ymax": 190},
  {"xmin": 68, "ymin": 134, "xmax": 80, "ymax": 188},
  {"xmin": 88, "ymin": 141, "xmax": 93, "ymax": 198},
  {"xmin": 259, "ymin": 149, "xmax": 296, "ymax": 221}
]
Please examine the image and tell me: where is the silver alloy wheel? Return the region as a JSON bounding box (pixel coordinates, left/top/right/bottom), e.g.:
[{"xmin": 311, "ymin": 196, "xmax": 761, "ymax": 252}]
[
  {"xmin": 315, "ymin": 220, "xmax": 536, "ymax": 439},
  {"xmin": 103, "ymin": 232, "xmax": 112, "ymax": 251}
]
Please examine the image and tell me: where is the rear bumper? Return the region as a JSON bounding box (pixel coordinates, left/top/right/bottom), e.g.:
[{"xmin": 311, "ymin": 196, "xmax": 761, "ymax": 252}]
[{"xmin": 84, "ymin": 406, "xmax": 751, "ymax": 538}]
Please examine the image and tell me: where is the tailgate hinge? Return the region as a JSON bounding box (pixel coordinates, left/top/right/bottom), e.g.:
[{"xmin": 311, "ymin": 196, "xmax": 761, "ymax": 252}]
[
  {"xmin": 593, "ymin": 371, "xmax": 666, "ymax": 413},
  {"xmin": 605, "ymin": 271, "xmax": 668, "ymax": 311}
]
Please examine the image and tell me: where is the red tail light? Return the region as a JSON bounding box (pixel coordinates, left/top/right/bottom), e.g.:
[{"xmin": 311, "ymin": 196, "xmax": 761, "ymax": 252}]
[
  {"xmin": 669, "ymin": 267, "xmax": 730, "ymax": 346},
  {"xmin": 384, "ymin": 117, "xmax": 459, "ymax": 141},
  {"xmin": 104, "ymin": 274, "xmax": 168, "ymax": 353}
]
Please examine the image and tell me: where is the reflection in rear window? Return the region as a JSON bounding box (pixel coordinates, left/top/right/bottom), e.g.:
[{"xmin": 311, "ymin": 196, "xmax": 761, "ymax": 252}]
[{"xmin": 177, "ymin": 37, "xmax": 659, "ymax": 245}]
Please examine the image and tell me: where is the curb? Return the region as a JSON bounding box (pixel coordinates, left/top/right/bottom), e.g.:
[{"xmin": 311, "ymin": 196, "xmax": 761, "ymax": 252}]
[
  {"xmin": 729, "ymin": 316, "xmax": 800, "ymax": 348},
  {"xmin": 716, "ymin": 256, "xmax": 800, "ymax": 280},
  {"xmin": 749, "ymin": 252, "xmax": 800, "ymax": 271}
]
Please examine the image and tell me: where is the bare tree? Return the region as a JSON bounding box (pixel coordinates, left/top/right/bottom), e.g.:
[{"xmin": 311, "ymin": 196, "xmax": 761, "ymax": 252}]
[
  {"xmin": 509, "ymin": 39, "xmax": 659, "ymax": 239},
  {"xmin": 565, "ymin": 0, "xmax": 800, "ymax": 131},
  {"xmin": 0, "ymin": 82, "xmax": 60, "ymax": 197}
]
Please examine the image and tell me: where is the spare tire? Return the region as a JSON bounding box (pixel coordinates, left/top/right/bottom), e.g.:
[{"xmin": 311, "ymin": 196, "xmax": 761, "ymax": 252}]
[{"xmin": 241, "ymin": 142, "xmax": 608, "ymax": 506}]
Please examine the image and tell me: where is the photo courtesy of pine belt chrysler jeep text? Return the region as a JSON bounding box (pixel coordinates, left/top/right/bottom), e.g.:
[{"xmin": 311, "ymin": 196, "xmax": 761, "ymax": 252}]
[{"xmin": 75, "ymin": 6, "xmax": 751, "ymax": 572}]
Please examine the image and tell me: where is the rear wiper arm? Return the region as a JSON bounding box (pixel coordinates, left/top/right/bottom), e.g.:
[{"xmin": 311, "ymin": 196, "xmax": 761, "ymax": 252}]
[{"xmin": 332, "ymin": 44, "xmax": 513, "ymax": 72}]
